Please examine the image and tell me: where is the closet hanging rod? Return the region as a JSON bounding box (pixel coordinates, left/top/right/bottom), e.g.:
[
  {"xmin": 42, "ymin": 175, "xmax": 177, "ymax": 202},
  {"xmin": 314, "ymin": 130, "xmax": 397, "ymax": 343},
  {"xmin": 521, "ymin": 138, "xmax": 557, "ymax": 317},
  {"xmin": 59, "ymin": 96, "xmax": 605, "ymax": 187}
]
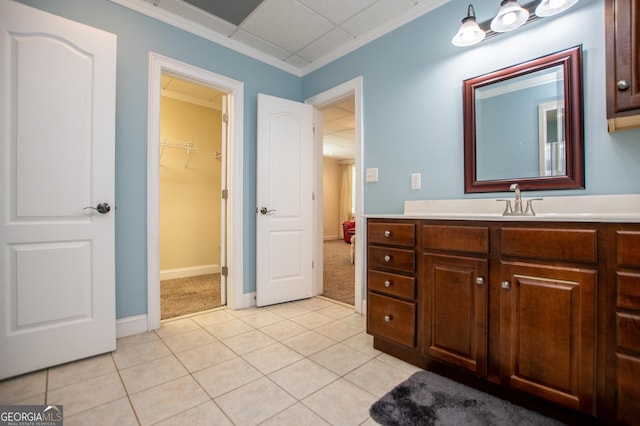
[
  {"xmin": 160, "ymin": 139, "xmax": 198, "ymax": 169},
  {"xmin": 160, "ymin": 142, "xmax": 199, "ymax": 151}
]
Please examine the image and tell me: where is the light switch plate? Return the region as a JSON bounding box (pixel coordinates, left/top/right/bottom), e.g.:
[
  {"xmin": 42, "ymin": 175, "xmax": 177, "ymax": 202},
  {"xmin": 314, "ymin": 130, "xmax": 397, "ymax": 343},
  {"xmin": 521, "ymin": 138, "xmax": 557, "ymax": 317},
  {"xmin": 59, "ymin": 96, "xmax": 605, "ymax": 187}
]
[
  {"xmin": 411, "ymin": 173, "xmax": 421, "ymax": 190},
  {"xmin": 366, "ymin": 167, "xmax": 378, "ymax": 183}
]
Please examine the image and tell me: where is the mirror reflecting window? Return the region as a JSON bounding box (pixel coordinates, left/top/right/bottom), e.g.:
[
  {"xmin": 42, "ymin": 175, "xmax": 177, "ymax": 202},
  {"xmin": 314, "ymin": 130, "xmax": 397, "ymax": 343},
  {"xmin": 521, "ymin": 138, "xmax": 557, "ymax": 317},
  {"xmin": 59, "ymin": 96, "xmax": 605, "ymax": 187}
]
[{"xmin": 464, "ymin": 46, "xmax": 584, "ymax": 193}]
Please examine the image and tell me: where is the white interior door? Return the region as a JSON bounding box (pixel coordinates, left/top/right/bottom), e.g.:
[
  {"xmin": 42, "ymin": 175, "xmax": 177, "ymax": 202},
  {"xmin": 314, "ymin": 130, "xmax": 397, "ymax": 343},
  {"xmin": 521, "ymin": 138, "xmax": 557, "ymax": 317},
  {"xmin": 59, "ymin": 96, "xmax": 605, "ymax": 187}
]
[
  {"xmin": 0, "ymin": 0, "xmax": 117, "ymax": 379},
  {"xmin": 256, "ymin": 94, "xmax": 314, "ymax": 306}
]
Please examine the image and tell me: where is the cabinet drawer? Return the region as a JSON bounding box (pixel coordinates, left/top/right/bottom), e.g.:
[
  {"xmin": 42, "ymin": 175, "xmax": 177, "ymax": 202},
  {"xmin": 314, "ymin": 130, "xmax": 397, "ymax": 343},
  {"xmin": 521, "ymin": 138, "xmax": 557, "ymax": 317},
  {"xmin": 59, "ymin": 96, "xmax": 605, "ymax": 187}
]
[
  {"xmin": 423, "ymin": 224, "xmax": 489, "ymax": 254},
  {"xmin": 501, "ymin": 227, "xmax": 597, "ymax": 263},
  {"xmin": 368, "ymin": 246, "xmax": 415, "ymax": 273},
  {"xmin": 368, "ymin": 222, "xmax": 415, "ymax": 247},
  {"xmin": 616, "ymin": 353, "xmax": 640, "ymax": 425},
  {"xmin": 617, "ymin": 312, "xmax": 640, "ymax": 353},
  {"xmin": 618, "ymin": 271, "xmax": 640, "ymax": 310},
  {"xmin": 617, "ymin": 231, "xmax": 640, "ymax": 267},
  {"xmin": 368, "ymin": 270, "xmax": 416, "ymax": 300},
  {"xmin": 368, "ymin": 292, "xmax": 416, "ymax": 347}
]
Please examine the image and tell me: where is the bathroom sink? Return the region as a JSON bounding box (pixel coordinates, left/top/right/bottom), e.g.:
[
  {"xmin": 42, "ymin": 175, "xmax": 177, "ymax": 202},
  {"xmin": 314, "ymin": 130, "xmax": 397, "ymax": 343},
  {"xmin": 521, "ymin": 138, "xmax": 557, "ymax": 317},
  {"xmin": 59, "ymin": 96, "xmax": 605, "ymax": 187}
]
[{"xmin": 403, "ymin": 194, "xmax": 640, "ymax": 222}]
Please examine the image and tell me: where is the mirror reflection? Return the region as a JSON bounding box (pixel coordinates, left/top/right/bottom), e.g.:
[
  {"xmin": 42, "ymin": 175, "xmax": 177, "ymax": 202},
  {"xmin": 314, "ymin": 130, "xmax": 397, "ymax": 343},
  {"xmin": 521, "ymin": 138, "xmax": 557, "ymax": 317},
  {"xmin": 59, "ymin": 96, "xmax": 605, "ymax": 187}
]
[
  {"xmin": 475, "ymin": 66, "xmax": 565, "ymax": 181},
  {"xmin": 464, "ymin": 46, "xmax": 584, "ymax": 193}
]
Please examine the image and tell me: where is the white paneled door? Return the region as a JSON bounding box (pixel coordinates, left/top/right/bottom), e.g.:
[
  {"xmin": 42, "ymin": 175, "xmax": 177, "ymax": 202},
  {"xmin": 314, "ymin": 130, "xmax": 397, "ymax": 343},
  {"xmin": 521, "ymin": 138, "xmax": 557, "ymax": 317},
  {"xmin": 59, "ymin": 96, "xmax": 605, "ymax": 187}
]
[
  {"xmin": 256, "ymin": 94, "xmax": 314, "ymax": 306},
  {"xmin": 0, "ymin": 0, "xmax": 117, "ymax": 379}
]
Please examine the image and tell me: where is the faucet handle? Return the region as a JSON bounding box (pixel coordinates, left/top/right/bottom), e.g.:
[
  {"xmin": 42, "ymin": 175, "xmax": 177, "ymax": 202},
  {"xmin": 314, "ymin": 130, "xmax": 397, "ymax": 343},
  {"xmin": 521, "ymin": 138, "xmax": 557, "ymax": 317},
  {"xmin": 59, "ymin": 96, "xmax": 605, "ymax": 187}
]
[
  {"xmin": 497, "ymin": 199, "xmax": 513, "ymax": 215},
  {"xmin": 524, "ymin": 198, "xmax": 543, "ymax": 215}
]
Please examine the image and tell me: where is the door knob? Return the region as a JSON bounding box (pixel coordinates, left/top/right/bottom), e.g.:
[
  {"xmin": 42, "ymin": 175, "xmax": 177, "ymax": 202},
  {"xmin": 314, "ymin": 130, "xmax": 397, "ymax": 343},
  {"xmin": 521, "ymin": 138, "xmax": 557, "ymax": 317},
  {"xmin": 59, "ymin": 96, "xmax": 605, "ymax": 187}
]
[
  {"xmin": 84, "ymin": 203, "xmax": 111, "ymax": 214},
  {"xmin": 259, "ymin": 207, "xmax": 276, "ymax": 215}
]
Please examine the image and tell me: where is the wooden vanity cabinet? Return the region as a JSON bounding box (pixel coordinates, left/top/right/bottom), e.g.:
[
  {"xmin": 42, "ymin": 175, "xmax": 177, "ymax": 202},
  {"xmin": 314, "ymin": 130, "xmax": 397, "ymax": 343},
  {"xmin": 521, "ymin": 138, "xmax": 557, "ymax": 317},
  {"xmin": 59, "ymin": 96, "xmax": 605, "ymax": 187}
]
[
  {"xmin": 421, "ymin": 224, "xmax": 489, "ymax": 376},
  {"xmin": 366, "ymin": 218, "xmax": 638, "ymax": 422},
  {"xmin": 605, "ymin": 0, "xmax": 640, "ymax": 131}
]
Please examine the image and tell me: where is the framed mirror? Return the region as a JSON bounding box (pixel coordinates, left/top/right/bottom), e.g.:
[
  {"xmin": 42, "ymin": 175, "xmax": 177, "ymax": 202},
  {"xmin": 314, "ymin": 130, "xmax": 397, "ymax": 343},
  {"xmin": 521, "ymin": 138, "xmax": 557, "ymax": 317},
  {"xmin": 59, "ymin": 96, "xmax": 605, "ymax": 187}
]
[{"xmin": 464, "ymin": 46, "xmax": 584, "ymax": 193}]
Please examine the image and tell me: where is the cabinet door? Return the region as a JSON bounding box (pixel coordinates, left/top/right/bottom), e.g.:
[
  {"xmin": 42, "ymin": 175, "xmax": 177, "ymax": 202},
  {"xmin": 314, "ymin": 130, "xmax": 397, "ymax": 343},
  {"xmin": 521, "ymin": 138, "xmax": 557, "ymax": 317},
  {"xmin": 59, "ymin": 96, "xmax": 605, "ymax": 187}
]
[
  {"xmin": 500, "ymin": 261, "xmax": 596, "ymax": 414},
  {"xmin": 606, "ymin": 0, "xmax": 640, "ymax": 116},
  {"xmin": 423, "ymin": 254, "xmax": 488, "ymax": 376}
]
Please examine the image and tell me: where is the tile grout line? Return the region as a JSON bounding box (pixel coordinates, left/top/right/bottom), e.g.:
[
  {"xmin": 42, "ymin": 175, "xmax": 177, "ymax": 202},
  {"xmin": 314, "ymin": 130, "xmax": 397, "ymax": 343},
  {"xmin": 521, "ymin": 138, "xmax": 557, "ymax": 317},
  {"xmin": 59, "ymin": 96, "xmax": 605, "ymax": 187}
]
[{"xmin": 110, "ymin": 351, "xmax": 143, "ymax": 426}]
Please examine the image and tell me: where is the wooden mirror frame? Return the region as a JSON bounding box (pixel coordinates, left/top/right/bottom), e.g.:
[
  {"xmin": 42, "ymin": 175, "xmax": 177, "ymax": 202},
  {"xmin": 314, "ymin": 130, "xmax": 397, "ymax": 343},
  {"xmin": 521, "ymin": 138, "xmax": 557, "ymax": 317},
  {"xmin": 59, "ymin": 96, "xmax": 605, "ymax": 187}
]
[{"xmin": 464, "ymin": 46, "xmax": 584, "ymax": 193}]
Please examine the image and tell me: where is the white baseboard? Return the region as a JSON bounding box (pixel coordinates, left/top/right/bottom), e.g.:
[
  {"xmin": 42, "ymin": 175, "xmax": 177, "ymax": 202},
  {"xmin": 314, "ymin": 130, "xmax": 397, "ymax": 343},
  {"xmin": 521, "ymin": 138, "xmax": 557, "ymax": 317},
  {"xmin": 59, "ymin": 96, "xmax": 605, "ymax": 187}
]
[
  {"xmin": 361, "ymin": 298, "xmax": 367, "ymax": 316},
  {"xmin": 116, "ymin": 314, "xmax": 150, "ymax": 338},
  {"xmin": 242, "ymin": 292, "xmax": 256, "ymax": 309},
  {"xmin": 160, "ymin": 264, "xmax": 220, "ymax": 280},
  {"xmin": 323, "ymin": 234, "xmax": 340, "ymax": 241}
]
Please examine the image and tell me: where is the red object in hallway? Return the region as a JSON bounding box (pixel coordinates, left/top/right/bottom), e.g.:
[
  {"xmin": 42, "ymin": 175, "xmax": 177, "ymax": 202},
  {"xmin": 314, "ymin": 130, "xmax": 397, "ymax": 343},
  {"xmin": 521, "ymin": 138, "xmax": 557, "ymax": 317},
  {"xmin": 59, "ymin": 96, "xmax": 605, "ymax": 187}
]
[{"xmin": 342, "ymin": 220, "xmax": 355, "ymax": 243}]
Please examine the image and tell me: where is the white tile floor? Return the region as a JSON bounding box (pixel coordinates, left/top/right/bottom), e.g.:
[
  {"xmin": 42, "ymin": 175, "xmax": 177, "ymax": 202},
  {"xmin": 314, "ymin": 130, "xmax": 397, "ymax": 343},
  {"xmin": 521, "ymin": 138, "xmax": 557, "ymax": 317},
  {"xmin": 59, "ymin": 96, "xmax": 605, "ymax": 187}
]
[{"xmin": 0, "ymin": 297, "xmax": 421, "ymax": 425}]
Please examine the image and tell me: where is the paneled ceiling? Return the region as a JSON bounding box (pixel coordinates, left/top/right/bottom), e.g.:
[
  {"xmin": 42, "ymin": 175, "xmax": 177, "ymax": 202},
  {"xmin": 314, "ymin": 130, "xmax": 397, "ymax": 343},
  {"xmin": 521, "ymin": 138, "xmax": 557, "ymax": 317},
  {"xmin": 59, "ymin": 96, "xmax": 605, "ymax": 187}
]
[{"xmin": 114, "ymin": 0, "xmax": 448, "ymax": 76}]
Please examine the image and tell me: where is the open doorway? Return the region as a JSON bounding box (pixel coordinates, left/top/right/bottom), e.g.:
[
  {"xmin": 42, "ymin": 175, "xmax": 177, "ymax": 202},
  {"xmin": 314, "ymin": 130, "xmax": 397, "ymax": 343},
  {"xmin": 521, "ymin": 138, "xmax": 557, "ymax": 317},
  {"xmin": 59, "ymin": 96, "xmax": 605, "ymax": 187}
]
[
  {"xmin": 159, "ymin": 74, "xmax": 227, "ymax": 320},
  {"xmin": 307, "ymin": 76, "xmax": 364, "ymax": 313},
  {"xmin": 320, "ymin": 98, "xmax": 356, "ymax": 306},
  {"xmin": 147, "ymin": 53, "xmax": 245, "ymax": 332}
]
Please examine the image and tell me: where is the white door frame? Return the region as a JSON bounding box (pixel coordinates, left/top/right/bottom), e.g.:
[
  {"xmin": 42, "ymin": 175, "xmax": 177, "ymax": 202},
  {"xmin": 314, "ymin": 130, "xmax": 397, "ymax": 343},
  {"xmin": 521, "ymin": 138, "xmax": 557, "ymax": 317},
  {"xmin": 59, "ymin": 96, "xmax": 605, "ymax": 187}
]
[
  {"xmin": 305, "ymin": 76, "xmax": 364, "ymax": 314},
  {"xmin": 147, "ymin": 53, "xmax": 245, "ymax": 330}
]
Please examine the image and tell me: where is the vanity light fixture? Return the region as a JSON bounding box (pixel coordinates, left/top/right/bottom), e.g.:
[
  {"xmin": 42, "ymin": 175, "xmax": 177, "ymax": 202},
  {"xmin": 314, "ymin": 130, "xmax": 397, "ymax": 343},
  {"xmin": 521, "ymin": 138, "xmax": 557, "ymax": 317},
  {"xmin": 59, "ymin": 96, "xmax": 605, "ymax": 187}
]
[
  {"xmin": 491, "ymin": 0, "xmax": 529, "ymax": 32},
  {"xmin": 452, "ymin": 0, "xmax": 579, "ymax": 46},
  {"xmin": 535, "ymin": 0, "xmax": 579, "ymax": 17},
  {"xmin": 452, "ymin": 4, "xmax": 486, "ymax": 47}
]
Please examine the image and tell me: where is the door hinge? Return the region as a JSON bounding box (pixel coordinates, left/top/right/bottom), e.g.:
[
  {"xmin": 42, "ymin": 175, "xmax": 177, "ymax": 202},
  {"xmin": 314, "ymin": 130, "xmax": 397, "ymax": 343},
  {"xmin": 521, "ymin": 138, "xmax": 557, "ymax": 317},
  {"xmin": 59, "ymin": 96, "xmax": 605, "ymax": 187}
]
[
  {"xmin": 312, "ymin": 261, "xmax": 314, "ymax": 269},
  {"xmin": 312, "ymin": 192, "xmax": 315, "ymax": 201},
  {"xmin": 222, "ymin": 189, "xmax": 228, "ymax": 200},
  {"xmin": 222, "ymin": 112, "xmax": 229, "ymax": 123},
  {"xmin": 221, "ymin": 266, "xmax": 228, "ymax": 277}
]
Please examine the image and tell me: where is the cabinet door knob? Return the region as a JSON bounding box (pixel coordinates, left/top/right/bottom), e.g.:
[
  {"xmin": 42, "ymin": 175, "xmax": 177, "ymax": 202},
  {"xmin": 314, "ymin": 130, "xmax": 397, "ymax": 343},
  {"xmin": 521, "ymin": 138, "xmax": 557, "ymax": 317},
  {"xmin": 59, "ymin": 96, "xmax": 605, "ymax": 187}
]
[
  {"xmin": 476, "ymin": 277, "xmax": 485, "ymax": 285},
  {"xmin": 384, "ymin": 280, "xmax": 392, "ymax": 287},
  {"xmin": 384, "ymin": 230, "xmax": 392, "ymax": 237},
  {"xmin": 617, "ymin": 80, "xmax": 630, "ymax": 91},
  {"xmin": 384, "ymin": 315, "xmax": 393, "ymax": 322},
  {"xmin": 501, "ymin": 280, "xmax": 511, "ymax": 290},
  {"xmin": 384, "ymin": 255, "xmax": 392, "ymax": 262}
]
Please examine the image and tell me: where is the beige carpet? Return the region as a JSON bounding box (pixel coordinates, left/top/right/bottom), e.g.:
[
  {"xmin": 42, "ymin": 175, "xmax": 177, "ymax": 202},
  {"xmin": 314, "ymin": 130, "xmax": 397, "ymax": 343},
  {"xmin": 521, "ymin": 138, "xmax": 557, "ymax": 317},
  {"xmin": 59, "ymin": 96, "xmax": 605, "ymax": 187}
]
[
  {"xmin": 161, "ymin": 273, "xmax": 221, "ymax": 320},
  {"xmin": 323, "ymin": 239, "xmax": 355, "ymax": 305}
]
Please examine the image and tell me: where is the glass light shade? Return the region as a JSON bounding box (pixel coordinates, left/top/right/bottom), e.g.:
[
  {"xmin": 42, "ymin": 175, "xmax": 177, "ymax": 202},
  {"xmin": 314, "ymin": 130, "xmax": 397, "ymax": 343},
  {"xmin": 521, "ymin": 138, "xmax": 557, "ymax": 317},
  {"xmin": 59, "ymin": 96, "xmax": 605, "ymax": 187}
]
[
  {"xmin": 452, "ymin": 18, "xmax": 486, "ymax": 46},
  {"xmin": 490, "ymin": 0, "xmax": 529, "ymax": 32},
  {"xmin": 535, "ymin": 0, "xmax": 579, "ymax": 17}
]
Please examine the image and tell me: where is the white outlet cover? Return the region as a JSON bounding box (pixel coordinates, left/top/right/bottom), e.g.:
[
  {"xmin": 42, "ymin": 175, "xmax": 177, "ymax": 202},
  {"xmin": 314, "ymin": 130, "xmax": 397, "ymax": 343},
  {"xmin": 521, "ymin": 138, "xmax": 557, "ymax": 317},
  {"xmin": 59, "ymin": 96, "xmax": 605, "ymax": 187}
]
[{"xmin": 366, "ymin": 168, "xmax": 378, "ymax": 183}]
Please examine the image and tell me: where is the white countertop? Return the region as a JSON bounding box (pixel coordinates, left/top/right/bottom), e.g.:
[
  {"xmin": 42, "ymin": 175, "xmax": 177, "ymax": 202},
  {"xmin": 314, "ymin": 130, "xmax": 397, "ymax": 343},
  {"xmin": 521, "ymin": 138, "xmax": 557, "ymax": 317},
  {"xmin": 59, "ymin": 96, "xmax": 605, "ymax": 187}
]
[{"xmin": 366, "ymin": 194, "xmax": 640, "ymax": 223}]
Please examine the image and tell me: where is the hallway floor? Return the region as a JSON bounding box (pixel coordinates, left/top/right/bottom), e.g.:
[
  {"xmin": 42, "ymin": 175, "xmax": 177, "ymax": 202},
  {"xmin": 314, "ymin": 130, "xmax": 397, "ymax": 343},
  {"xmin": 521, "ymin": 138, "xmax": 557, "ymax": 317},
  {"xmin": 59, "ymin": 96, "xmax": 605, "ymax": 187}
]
[{"xmin": 0, "ymin": 297, "xmax": 420, "ymax": 425}]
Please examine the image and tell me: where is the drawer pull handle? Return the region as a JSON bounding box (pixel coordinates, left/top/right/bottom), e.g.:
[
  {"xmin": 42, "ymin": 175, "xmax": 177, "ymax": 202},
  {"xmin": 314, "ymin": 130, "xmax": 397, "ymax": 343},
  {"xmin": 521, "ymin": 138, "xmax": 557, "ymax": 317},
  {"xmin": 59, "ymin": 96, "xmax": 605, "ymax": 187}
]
[
  {"xmin": 476, "ymin": 277, "xmax": 485, "ymax": 285},
  {"xmin": 384, "ymin": 315, "xmax": 393, "ymax": 322},
  {"xmin": 384, "ymin": 255, "xmax": 392, "ymax": 262},
  {"xmin": 384, "ymin": 230, "xmax": 392, "ymax": 237},
  {"xmin": 501, "ymin": 280, "xmax": 511, "ymax": 290},
  {"xmin": 618, "ymin": 80, "xmax": 630, "ymax": 91},
  {"xmin": 384, "ymin": 280, "xmax": 392, "ymax": 287}
]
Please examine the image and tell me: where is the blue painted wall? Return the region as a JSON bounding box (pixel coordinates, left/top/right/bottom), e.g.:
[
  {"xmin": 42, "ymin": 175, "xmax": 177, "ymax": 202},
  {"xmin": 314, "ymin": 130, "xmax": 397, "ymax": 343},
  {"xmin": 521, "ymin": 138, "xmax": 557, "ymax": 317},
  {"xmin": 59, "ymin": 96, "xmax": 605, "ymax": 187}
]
[
  {"xmin": 302, "ymin": 0, "xmax": 640, "ymax": 214},
  {"xmin": 17, "ymin": 0, "xmax": 640, "ymax": 319},
  {"xmin": 16, "ymin": 0, "xmax": 302, "ymax": 319}
]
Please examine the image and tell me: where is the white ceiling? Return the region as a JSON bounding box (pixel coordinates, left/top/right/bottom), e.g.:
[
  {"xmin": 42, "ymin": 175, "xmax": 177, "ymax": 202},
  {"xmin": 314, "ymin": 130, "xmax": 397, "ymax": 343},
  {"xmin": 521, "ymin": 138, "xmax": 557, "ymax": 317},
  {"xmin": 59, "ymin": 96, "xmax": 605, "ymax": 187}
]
[{"xmin": 112, "ymin": 0, "xmax": 449, "ymax": 76}]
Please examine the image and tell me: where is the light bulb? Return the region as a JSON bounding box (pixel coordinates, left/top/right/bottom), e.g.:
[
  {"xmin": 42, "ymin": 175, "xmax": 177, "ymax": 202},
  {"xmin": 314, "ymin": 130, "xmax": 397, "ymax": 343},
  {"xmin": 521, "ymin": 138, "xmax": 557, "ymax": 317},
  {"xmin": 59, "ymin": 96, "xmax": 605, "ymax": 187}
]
[{"xmin": 502, "ymin": 11, "xmax": 516, "ymax": 26}]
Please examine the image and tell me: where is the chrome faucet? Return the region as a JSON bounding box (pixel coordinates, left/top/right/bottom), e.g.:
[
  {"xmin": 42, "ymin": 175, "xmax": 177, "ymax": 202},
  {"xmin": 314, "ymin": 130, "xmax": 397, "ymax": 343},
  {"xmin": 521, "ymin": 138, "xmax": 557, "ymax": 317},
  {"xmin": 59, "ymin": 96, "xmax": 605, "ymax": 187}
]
[
  {"xmin": 497, "ymin": 183, "xmax": 542, "ymax": 216},
  {"xmin": 510, "ymin": 183, "xmax": 523, "ymax": 214}
]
